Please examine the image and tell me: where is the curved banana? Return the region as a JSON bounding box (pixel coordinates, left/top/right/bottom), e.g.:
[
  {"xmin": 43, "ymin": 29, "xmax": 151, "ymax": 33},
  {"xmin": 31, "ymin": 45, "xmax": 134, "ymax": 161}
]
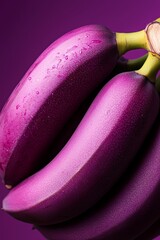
[
  {"xmin": 49, "ymin": 54, "xmax": 148, "ymax": 159},
  {"xmin": 2, "ymin": 62, "xmax": 159, "ymax": 225},
  {"xmin": 36, "ymin": 113, "xmax": 160, "ymax": 239},
  {"xmin": 0, "ymin": 21, "xmax": 150, "ymax": 187},
  {"xmin": 0, "ymin": 25, "xmax": 119, "ymax": 186}
]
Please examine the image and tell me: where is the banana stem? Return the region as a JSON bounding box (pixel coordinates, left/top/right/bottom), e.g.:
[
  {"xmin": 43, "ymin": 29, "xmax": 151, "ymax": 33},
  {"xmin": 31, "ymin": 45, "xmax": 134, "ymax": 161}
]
[
  {"xmin": 116, "ymin": 30, "xmax": 149, "ymax": 56},
  {"xmin": 116, "ymin": 18, "xmax": 160, "ymax": 57},
  {"xmin": 114, "ymin": 54, "xmax": 148, "ymax": 74},
  {"xmin": 126, "ymin": 53, "xmax": 148, "ymax": 71},
  {"xmin": 136, "ymin": 52, "xmax": 160, "ymax": 82}
]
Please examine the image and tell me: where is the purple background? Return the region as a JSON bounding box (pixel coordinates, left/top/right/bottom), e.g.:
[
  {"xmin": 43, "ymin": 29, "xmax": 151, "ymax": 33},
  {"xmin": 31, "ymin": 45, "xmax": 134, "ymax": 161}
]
[{"xmin": 0, "ymin": 0, "xmax": 160, "ymax": 239}]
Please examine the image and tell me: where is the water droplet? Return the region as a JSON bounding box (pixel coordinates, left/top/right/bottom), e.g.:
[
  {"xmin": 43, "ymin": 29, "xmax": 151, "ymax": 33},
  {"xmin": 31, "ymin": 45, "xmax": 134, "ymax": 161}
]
[
  {"xmin": 36, "ymin": 91, "xmax": 39, "ymax": 95},
  {"xmin": 16, "ymin": 104, "xmax": 20, "ymax": 110},
  {"xmin": 28, "ymin": 77, "xmax": 32, "ymax": 81},
  {"xmin": 85, "ymin": 35, "xmax": 89, "ymax": 38},
  {"xmin": 7, "ymin": 130, "xmax": 11, "ymax": 135},
  {"xmin": 57, "ymin": 59, "xmax": 62, "ymax": 68},
  {"xmin": 79, "ymin": 50, "xmax": 82, "ymax": 54},
  {"xmin": 23, "ymin": 96, "xmax": 27, "ymax": 101},
  {"xmin": 65, "ymin": 55, "xmax": 68, "ymax": 60},
  {"xmin": 52, "ymin": 65, "xmax": 56, "ymax": 69},
  {"xmin": 73, "ymin": 52, "xmax": 78, "ymax": 57},
  {"xmin": 92, "ymin": 40, "xmax": 102, "ymax": 44},
  {"xmin": 66, "ymin": 45, "xmax": 78, "ymax": 53},
  {"xmin": 57, "ymin": 74, "xmax": 62, "ymax": 78},
  {"xmin": 86, "ymin": 43, "xmax": 92, "ymax": 48}
]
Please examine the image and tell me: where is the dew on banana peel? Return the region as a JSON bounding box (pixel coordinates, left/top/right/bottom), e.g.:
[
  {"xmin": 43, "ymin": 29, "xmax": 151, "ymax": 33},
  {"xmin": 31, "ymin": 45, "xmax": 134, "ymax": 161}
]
[
  {"xmin": 23, "ymin": 96, "xmax": 27, "ymax": 102},
  {"xmin": 57, "ymin": 74, "xmax": 63, "ymax": 78},
  {"xmin": 86, "ymin": 43, "xmax": 92, "ymax": 48},
  {"xmin": 56, "ymin": 59, "xmax": 62, "ymax": 68},
  {"xmin": 1, "ymin": 20, "xmax": 160, "ymax": 239},
  {"xmin": 24, "ymin": 110, "xmax": 27, "ymax": 116},
  {"xmin": 47, "ymin": 68, "xmax": 50, "ymax": 74},
  {"xmin": 92, "ymin": 39, "xmax": 102, "ymax": 44},
  {"xmin": 16, "ymin": 104, "xmax": 20, "ymax": 110},
  {"xmin": 66, "ymin": 45, "xmax": 78, "ymax": 53}
]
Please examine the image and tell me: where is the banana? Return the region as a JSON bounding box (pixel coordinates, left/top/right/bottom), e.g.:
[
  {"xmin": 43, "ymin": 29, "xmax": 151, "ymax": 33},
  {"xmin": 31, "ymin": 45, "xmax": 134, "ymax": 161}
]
[
  {"xmin": 0, "ymin": 25, "xmax": 119, "ymax": 187},
  {"xmin": 48, "ymin": 54, "xmax": 148, "ymax": 160},
  {"xmin": 35, "ymin": 112, "xmax": 160, "ymax": 240},
  {"xmin": 0, "ymin": 21, "xmax": 150, "ymax": 187},
  {"xmin": 2, "ymin": 53, "xmax": 159, "ymax": 226}
]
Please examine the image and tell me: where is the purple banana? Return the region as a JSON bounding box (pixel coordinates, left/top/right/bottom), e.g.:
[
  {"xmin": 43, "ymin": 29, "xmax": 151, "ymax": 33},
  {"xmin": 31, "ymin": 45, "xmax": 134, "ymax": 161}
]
[
  {"xmin": 0, "ymin": 25, "xmax": 119, "ymax": 187},
  {"xmin": 48, "ymin": 54, "xmax": 148, "ymax": 159},
  {"xmin": 0, "ymin": 22, "xmax": 149, "ymax": 187},
  {"xmin": 35, "ymin": 113, "xmax": 160, "ymax": 240},
  {"xmin": 2, "ymin": 64, "xmax": 159, "ymax": 225}
]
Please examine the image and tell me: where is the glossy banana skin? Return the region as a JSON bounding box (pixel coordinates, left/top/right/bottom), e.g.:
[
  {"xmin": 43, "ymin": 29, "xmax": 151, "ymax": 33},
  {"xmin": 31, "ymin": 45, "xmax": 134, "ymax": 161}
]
[
  {"xmin": 0, "ymin": 25, "xmax": 118, "ymax": 186},
  {"xmin": 2, "ymin": 72, "xmax": 159, "ymax": 226},
  {"xmin": 36, "ymin": 114, "xmax": 160, "ymax": 240}
]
